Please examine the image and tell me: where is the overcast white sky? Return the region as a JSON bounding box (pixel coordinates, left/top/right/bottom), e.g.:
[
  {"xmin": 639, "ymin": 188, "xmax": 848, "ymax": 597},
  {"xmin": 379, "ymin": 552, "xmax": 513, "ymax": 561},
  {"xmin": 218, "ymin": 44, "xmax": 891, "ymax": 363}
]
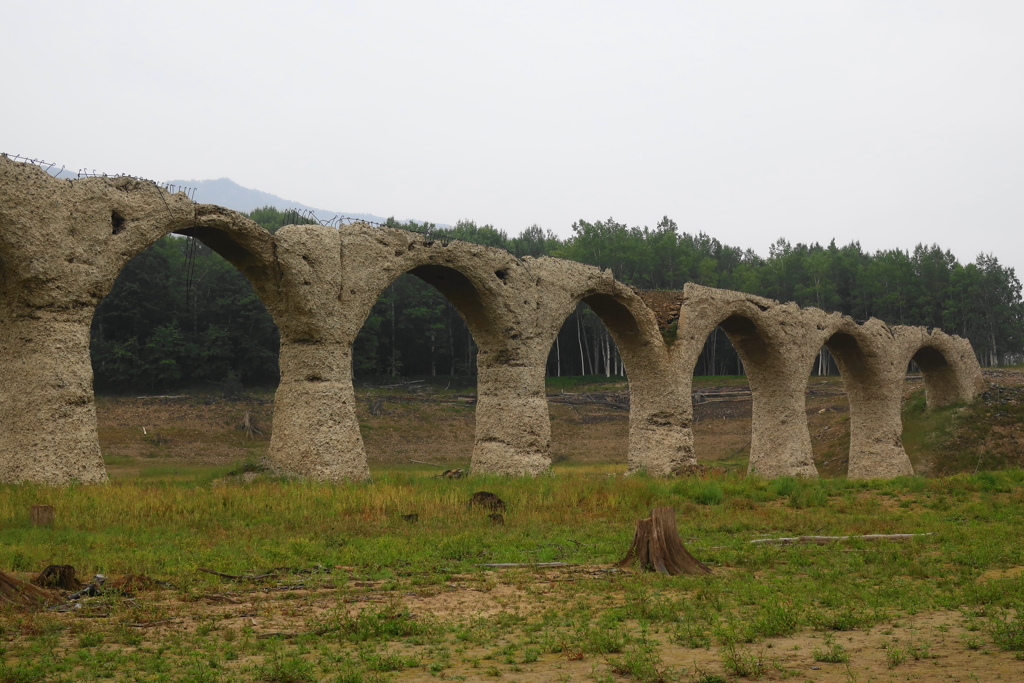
[{"xmin": 5, "ymin": 1, "xmax": 1023, "ymax": 277}]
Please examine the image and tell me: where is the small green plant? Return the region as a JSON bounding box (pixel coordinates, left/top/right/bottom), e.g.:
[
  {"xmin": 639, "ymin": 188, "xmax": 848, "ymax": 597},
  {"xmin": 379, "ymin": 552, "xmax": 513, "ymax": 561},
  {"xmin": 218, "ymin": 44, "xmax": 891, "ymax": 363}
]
[
  {"xmin": 693, "ymin": 481, "xmax": 724, "ymax": 506},
  {"xmin": 0, "ymin": 662, "xmax": 46, "ymax": 683},
  {"xmin": 693, "ymin": 672, "xmax": 727, "ymax": 683},
  {"xmin": 671, "ymin": 622, "xmax": 711, "ymax": 649},
  {"xmin": 360, "ymin": 649, "xmax": 416, "ymax": 672},
  {"xmin": 580, "ymin": 627, "xmax": 625, "ymax": 654},
  {"xmin": 720, "ymin": 643, "xmax": 768, "ymax": 677},
  {"xmin": 990, "ymin": 610, "xmax": 1024, "ymax": 651},
  {"xmin": 607, "ymin": 637, "xmax": 675, "ymax": 683},
  {"xmin": 812, "ymin": 634, "xmax": 850, "ymax": 663},
  {"xmin": 963, "ymin": 635, "xmax": 983, "ymax": 650},
  {"xmin": 907, "ymin": 639, "xmax": 936, "ymax": 660},
  {"xmin": 885, "ymin": 644, "xmax": 906, "ymax": 668},
  {"xmin": 750, "ymin": 599, "xmax": 799, "ymax": 638},
  {"xmin": 314, "ymin": 603, "xmax": 431, "ymax": 642},
  {"xmin": 810, "ymin": 607, "xmax": 868, "ymax": 632},
  {"xmin": 250, "ymin": 654, "xmax": 316, "ymax": 682},
  {"xmin": 77, "ymin": 631, "xmax": 104, "ymax": 648}
]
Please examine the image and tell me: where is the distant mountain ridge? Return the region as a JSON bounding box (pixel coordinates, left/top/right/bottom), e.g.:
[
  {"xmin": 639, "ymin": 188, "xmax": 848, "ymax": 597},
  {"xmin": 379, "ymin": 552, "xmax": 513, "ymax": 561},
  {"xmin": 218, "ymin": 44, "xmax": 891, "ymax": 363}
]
[
  {"xmin": 163, "ymin": 177, "xmax": 388, "ymax": 224},
  {"xmin": 37, "ymin": 163, "xmax": 411, "ymax": 225}
]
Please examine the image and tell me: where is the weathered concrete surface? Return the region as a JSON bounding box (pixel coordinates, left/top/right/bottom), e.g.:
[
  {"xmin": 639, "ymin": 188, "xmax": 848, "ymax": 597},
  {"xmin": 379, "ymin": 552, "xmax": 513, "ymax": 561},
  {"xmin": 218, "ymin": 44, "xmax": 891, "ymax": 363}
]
[
  {"xmin": 531, "ymin": 261, "xmax": 695, "ymax": 476},
  {"xmin": 0, "ymin": 160, "xmax": 191, "ymax": 484},
  {"xmin": 0, "ymin": 157, "xmax": 276, "ymax": 485},
  {"xmin": 0, "ymin": 155, "xmax": 985, "ymax": 484},
  {"xmin": 666, "ymin": 284, "xmax": 984, "ymax": 479},
  {"xmin": 675, "ymin": 284, "xmax": 821, "ymax": 478},
  {"xmin": 819, "ymin": 319, "xmax": 913, "ymax": 479}
]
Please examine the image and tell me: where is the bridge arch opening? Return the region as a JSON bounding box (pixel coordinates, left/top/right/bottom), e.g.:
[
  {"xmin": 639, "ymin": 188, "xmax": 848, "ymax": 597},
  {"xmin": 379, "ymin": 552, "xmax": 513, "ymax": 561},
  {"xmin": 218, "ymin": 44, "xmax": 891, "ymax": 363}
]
[
  {"xmin": 911, "ymin": 345, "xmax": 961, "ymax": 408},
  {"xmin": 353, "ymin": 268, "xmax": 489, "ymax": 380},
  {"xmin": 686, "ymin": 313, "xmax": 775, "ymax": 470},
  {"xmin": 811, "ymin": 332, "xmax": 868, "ymax": 477},
  {"xmin": 542, "ymin": 294, "xmax": 640, "ymax": 467},
  {"xmin": 91, "ymin": 223, "xmax": 281, "ymax": 476},
  {"xmin": 351, "ymin": 264, "xmax": 503, "ymax": 470}
]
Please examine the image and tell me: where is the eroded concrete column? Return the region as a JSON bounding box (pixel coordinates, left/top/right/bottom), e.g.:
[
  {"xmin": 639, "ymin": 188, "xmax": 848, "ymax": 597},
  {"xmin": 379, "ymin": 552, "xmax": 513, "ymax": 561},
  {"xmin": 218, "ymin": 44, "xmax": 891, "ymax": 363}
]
[
  {"xmin": 266, "ymin": 225, "xmax": 371, "ymax": 481},
  {"xmin": 0, "ymin": 156, "xmax": 201, "ymax": 485},
  {"xmin": 745, "ymin": 371, "xmax": 819, "ymax": 478},
  {"xmin": 845, "ymin": 380, "xmax": 912, "ymax": 479},
  {"xmin": 826, "ymin": 324, "xmax": 914, "ymax": 479},
  {"xmin": 268, "ymin": 341, "xmax": 370, "ymax": 480},
  {"xmin": 626, "ymin": 369, "xmax": 695, "ymax": 475},
  {"xmin": 472, "ymin": 361, "xmax": 551, "ymax": 475},
  {"xmin": 0, "ymin": 312, "xmax": 107, "ymax": 485},
  {"xmin": 677, "ymin": 285, "xmax": 818, "ymax": 479}
]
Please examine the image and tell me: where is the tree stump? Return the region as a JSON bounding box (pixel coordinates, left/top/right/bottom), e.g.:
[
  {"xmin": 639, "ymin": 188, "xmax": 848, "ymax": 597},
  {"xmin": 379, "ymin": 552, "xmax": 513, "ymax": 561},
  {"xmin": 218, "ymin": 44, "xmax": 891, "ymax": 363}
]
[
  {"xmin": 32, "ymin": 565, "xmax": 82, "ymax": 591},
  {"xmin": 30, "ymin": 505, "xmax": 54, "ymax": 527},
  {"xmin": 468, "ymin": 491, "xmax": 506, "ymax": 512},
  {"xmin": 616, "ymin": 507, "xmax": 712, "ymax": 575}
]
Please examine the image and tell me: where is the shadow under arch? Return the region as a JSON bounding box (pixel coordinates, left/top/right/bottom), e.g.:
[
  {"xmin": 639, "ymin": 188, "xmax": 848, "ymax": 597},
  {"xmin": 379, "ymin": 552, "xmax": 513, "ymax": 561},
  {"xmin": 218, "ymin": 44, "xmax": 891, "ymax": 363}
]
[
  {"xmin": 404, "ymin": 264, "xmax": 502, "ymax": 352},
  {"xmin": 171, "ymin": 206, "xmax": 278, "ymax": 305},
  {"xmin": 911, "ymin": 345, "xmax": 964, "ymax": 409}
]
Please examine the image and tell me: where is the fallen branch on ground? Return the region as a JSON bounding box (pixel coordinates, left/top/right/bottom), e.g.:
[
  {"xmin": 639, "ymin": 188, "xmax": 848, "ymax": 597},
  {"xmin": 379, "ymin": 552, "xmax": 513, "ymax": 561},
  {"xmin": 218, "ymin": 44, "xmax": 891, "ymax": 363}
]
[
  {"xmin": 0, "ymin": 570, "xmax": 58, "ymax": 608},
  {"xmin": 749, "ymin": 533, "xmax": 935, "ymax": 545},
  {"xmin": 197, "ymin": 567, "xmax": 276, "ymax": 580},
  {"xmin": 478, "ymin": 562, "xmax": 575, "ymax": 568}
]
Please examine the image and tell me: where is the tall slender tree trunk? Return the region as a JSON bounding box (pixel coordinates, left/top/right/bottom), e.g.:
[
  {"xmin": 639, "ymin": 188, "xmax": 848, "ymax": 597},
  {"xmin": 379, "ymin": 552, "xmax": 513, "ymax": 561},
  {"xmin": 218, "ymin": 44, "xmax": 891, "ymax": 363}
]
[
  {"xmin": 598, "ymin": 327, "xmax": 606, "ymax": 376},
  {"xmin": 710, "ymin": 327, "xmax": 718, "ymax": 376},
  {"xmin": 430, "ymin": 333, "xmax": 436, "ymax": 377},
  {"xmin": 555, "ymin": 334, "xmax": 562, "ymax": 377},
  {"xmin": 576, "ymin": 311, "xmax": 586, "ymax": 375},
  {"xmin": 390, "ymin": 292, "xmax": 398, "ymax": 377}
]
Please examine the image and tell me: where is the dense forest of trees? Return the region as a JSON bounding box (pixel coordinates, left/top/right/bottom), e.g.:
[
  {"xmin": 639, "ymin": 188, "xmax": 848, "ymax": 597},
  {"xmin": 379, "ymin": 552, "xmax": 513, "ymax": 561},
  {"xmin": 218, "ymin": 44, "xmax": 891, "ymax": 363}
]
[{"xmin": 89, "ymin": 209, "xmax": 1024, "ymax": 392}]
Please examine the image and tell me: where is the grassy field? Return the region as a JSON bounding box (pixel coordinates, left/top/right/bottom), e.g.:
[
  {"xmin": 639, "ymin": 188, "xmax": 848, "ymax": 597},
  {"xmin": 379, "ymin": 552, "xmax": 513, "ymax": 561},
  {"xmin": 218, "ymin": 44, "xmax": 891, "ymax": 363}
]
[
  {"xmin": 3, "ymin": 470, "xmax": 1024, "ymax": 681},
  {"xmin": 2, "ymin": 372, "xmax": 1024, "ymax": 681}
]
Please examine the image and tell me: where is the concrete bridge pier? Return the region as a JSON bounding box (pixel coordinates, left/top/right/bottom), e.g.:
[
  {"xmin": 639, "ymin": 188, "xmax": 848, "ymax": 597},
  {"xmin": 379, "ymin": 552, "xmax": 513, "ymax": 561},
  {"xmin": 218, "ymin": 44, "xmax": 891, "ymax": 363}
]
[
  {"xmin": 825, "ymin": 326, "xmax": 914, "ymax": 479},
  {"xmin": 268, "ymin": 340, "xmax": 371, "ymax": 481},
  {"xmin": 622, "ymin": 349, "xmax": 696, "ymax": 475},
  {"xmin": 264, "ymin": 225, "xmax": 372, "ymax": 481},
  {"xmin": 0, "ymin": 312, "xmax": 108, "ymax": 485},
  {"xmin": 746, "ymin": 372, "xmax": 819, "ymax": 478},
  {"xmin": 472, "ymin": 360, "xmax": 552, "ymax": 476},
  {"xmin": 845, "ymin": 379, "xmax": 912, "ymax": 479}
]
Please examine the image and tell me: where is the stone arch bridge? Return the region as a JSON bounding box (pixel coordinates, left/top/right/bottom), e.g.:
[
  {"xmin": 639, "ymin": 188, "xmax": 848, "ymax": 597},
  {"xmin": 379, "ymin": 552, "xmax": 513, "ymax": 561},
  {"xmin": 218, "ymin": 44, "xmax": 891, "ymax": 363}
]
[{"xmin": 0, "ymin": 156, "xmax": 984, "ymax": 485}]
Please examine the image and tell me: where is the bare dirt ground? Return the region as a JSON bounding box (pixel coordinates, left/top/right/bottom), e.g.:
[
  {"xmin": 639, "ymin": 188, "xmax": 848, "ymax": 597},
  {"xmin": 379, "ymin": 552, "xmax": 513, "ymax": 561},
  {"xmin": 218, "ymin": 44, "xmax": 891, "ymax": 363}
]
[
  {"xmin": 94, "ymin": 378, "xmax": 848, "ymax": 473},
  {"xmin": 95, "ymin": 370, "xmax": 1024, "ymax": 476},
  {"xmin": 11, "ymin": 564, "xmax": 1022, "ymax": 682}
]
